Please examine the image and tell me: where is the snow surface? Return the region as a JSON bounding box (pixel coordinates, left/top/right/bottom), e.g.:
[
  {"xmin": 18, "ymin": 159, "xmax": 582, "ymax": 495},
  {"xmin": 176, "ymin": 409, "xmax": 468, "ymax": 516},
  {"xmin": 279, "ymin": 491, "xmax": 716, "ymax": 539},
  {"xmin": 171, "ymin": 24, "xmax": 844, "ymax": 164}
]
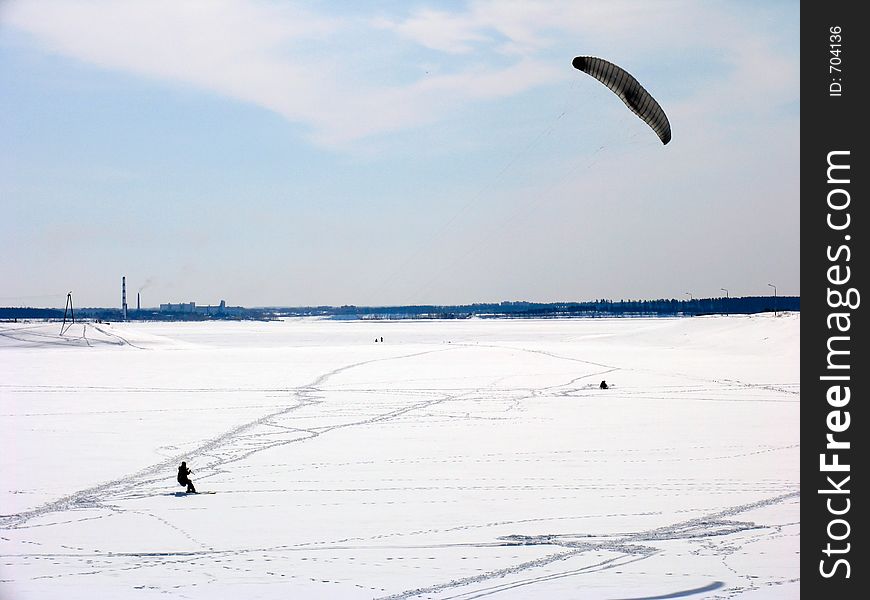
[{"xmin": 0, "ymin": 315, "xmax": 799, "ymax": 599}]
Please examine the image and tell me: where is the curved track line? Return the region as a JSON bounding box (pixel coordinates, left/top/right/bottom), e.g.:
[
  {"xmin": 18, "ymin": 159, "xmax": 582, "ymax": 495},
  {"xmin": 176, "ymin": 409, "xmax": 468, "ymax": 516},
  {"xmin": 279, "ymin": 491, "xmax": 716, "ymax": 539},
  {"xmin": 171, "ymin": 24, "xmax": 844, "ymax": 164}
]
[{"xmin": 0, "ymin": 347, "xmax": 454, "ymax": 529}]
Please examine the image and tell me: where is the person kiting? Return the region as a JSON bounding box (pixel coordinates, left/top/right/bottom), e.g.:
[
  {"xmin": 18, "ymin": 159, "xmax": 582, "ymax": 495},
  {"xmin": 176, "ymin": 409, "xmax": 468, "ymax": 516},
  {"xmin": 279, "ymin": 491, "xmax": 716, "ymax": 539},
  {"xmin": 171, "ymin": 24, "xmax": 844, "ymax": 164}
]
[{"xmin": 177, "ymin": 461, "xmax": 196, "ymax": 493}]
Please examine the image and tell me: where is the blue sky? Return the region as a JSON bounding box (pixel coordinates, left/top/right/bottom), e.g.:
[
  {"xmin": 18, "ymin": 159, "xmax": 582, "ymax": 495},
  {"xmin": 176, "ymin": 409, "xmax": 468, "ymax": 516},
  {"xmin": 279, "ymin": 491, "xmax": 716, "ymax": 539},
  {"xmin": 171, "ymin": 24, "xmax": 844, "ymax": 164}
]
[{"xmin": 1, "ymin": 1, "xmax": 799, "ymax": 307}]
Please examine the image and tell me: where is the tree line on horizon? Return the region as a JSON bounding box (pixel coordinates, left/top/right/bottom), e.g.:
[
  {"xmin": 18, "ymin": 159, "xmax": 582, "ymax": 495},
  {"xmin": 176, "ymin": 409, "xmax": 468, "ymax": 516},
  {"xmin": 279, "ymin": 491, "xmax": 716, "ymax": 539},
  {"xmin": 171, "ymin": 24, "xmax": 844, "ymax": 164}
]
[{"xmin": 1, "ymin": 295, "xmax": 799, "ymax": 322}]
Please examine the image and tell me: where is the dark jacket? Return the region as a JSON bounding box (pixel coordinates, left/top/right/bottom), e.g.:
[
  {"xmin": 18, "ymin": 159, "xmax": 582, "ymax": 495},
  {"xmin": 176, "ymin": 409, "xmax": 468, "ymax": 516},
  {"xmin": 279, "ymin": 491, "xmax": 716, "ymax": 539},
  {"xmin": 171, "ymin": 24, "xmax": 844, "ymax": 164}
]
[{"xmin": 178, "ymin": 465, "xmax": 192, "ymax": 484}]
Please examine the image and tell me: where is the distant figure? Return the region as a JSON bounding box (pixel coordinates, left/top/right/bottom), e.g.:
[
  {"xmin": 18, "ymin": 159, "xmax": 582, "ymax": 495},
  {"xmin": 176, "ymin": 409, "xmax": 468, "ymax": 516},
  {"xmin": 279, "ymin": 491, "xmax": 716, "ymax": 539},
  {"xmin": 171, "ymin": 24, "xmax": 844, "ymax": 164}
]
[
  {"xmin": 380, "ymin": 336, "xmax": 383, "ymax": 343},
  {"xmin": 599, "ymin": 380, "xmax": 608, "ymax": 390},
  {"xmin": 177, "ymin": 461, "xmax": 196, "ymax": 493},
  {"xmin": 375, "ymin": 338, "xmax": 378, "ymax": 342}
]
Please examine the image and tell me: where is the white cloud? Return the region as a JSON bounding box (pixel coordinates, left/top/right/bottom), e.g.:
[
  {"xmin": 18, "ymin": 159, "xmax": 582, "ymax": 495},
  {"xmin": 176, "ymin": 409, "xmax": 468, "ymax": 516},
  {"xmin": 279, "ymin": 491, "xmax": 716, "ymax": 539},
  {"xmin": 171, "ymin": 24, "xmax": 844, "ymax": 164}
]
[
  {"xmin": 373, "ymin": 9, "xmax": 489, "ymax": 54},
  {"xmin": 4, "ymin": 0, "xmax": 568, "ymax": 148},
  {"xmin": 379, "ymin": 0, "xmax": 704, "ymax": 56},
  {"xmin": 4, "ymin": 0, "xmax": 797, "ymax": 151}
]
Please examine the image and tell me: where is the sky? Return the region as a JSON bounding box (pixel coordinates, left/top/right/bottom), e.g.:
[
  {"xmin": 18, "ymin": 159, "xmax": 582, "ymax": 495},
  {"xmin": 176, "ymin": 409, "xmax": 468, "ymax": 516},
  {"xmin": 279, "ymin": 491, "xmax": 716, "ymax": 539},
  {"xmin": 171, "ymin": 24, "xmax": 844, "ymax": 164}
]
[{"xmin": 0, "ymin": 0, "xmax": 799, "ymax": 308}]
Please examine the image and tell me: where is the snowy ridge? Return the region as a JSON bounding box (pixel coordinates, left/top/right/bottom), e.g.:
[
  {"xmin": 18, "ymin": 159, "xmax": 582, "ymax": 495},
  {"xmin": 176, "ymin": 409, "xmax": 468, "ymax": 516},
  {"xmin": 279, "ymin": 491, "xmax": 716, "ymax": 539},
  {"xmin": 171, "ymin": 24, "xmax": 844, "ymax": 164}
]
[{"xmin": 0, "ymin": 322, "xmax": 189, "ymax": 350}]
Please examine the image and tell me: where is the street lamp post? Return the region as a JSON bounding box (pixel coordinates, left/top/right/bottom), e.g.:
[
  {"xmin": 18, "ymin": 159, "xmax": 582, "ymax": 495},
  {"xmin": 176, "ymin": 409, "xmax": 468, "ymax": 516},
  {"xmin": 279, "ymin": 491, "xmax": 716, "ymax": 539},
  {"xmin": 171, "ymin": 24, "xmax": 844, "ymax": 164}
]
[
  {"xmin": 720, "ymin": 288, "xmax": 729, "ymax": 299},
  {"xmin": 768, "ymin": 283, "xmax": 777, "ymax": 316}
]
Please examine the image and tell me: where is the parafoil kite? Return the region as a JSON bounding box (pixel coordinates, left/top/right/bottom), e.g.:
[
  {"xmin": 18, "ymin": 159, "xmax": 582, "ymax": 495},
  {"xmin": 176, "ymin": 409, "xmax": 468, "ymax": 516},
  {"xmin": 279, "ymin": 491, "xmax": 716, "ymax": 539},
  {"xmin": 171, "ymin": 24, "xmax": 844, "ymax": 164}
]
[{"xmin": 572, "ymin": 56, "xmax": 671, "ymax": 145}]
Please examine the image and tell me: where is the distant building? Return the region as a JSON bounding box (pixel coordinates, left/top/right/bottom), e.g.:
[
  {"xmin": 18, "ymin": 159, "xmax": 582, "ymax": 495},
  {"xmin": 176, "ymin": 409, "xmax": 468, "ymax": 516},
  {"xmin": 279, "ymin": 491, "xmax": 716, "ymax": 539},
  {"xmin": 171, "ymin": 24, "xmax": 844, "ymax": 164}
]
[
  {"xmin": 159, "ymin": 300, "xmax": 228, "ymax": 314},
  {"xmin": 159, "ymin": 302, "xmax": 197, "ymax": 313}
]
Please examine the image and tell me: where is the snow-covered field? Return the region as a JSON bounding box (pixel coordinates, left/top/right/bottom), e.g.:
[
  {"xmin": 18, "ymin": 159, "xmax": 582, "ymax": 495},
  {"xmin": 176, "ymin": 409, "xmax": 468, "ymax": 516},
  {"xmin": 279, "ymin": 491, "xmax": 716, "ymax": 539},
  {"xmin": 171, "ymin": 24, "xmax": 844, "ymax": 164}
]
[{"xmin": 0, "ymin": 315, "xmax": 799, "ymax": 599}]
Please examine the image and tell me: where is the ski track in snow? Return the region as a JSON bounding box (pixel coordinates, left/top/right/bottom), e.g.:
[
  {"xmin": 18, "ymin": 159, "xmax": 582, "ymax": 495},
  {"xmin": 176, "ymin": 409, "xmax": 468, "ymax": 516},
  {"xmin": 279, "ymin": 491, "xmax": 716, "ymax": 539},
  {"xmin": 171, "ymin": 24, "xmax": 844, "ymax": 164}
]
[
  {"xmin": 377, "ymin": 492, "xmax": 799, "ymax": 600},
  {"xmin": 1, "ymin": 346, "xmax": 454, "ymax": 530},
  {"xmin": 0, "ymin": 322, "xmax": 141, "ymax": 349},
  {"xmin": 0, "ymin": 319, "xmax": 799, "ymax": 598}
]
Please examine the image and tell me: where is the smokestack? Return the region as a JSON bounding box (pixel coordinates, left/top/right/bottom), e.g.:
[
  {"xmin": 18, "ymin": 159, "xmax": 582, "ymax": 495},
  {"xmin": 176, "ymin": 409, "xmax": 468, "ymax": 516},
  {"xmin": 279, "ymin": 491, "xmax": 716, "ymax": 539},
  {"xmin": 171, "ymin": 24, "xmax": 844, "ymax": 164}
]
[
  {"xmin": 122, "ymin": 276, "xmax": 128, "ymax": 321},
  {"xmin": 137, "ymin": 292, "xmax": 140, "ymax": 312}
]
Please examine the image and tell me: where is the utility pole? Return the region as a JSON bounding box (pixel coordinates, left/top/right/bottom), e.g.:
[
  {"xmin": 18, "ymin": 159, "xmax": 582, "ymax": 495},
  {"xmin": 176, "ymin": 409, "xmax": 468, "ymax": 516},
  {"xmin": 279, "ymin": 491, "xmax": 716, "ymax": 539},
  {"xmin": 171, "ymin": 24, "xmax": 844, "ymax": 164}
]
[
  {"xmin": 122, "ymin": 276, "xmax": 128, "ymax": 321},
  {"xmin": 768, "ymin": 283, "xmax": 777, "ymax": 316},
  {"xmin": 60, "ymin": 292, "xmax": 75, "ymax": 335}
]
